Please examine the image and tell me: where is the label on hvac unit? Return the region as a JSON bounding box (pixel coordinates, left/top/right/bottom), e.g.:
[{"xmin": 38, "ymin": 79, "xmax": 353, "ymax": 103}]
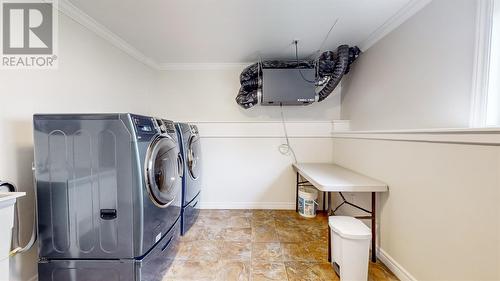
[
  {"xmin": 297, "ymin": 98, "xmax": 315, "ymax": 102},
  {"xmin": 155, "ymin": 233, "xmax": 162, "ymax": 243}
]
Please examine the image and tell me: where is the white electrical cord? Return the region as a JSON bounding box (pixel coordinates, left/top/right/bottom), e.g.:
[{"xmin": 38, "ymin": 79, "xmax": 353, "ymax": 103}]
[
  {"xmin": 278, "ymin": 104, "xmax": 297, "ymax": 163},
  {"xmin": 305, "ymin": 17, "xmax": 339, "ymax": 61},
  {"xmin": 318, "ymin": 18, "xmax": 339, "ymax": 55}
]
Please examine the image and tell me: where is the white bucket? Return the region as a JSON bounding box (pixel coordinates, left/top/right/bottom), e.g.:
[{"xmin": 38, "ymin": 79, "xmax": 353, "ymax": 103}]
[{"xmin": 298, "ymin": 187, "xmax": 318, "ymax": 218}]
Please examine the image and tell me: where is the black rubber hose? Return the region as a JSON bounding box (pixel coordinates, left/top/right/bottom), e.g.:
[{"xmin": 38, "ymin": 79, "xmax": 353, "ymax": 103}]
[
  {"xmin": 345, "ymin": 46, "xmax": 361, "ymax": 74},
  {"xmin": 240, "ymin": 63, "xmax": 259, "ymax": 83},
  {"xmin": 317, "ymin": 45, "xmax": 350, "ymax": 102},
  {"xmin": 235, "ymin": 88, "xmax": 259, "ymax": 109},
  {"xmin": 241, "ymin": 79, "xmax": 259, "ymax": 91}
]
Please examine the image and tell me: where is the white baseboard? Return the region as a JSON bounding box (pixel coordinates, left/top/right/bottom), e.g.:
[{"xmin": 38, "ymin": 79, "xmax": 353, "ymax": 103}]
[
  {"xmin": 377, "ymin": 248, "xmax": 417, "ymax": 281},
  {"xmin": 198, "ymin": 202, "xmax": 295, "ymax": 210},
  {"xmin": 28, "ymin": 275, "xmax": 38, "ymax": 281}
]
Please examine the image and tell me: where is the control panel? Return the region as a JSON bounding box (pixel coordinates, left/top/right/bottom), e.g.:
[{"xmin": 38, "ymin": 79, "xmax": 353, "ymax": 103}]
[
  {"xmin": 189, "ymin": 125, "xmax": 198, "ymax": 135},
  {"xmin": 155, "ymin": 119, "xmax": 167, "ymax": 133},
  {"xmin": 163, "ymin": 120, "xmax": 176, "ymax": 134},
  {"xmin": 131, "ymin": 115, "xmax": 157, "ymax": 138}
]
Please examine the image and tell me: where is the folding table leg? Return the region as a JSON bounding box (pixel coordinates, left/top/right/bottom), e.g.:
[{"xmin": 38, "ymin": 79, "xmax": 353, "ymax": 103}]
[
  {"xmin": 328, "ymin": 224, "xmax": 332, "ymax": 262},
  {"xmin": 295, "ymin": 172, "xmax": 299, "ymax": 212},
  {"xmin": 323, "ymin": 192, "xmax": 326, "ymax": 211},
  {"xmin": 371, "ymin": 192, "xmax": 376, "ymax": 262},
  {"xmin": 327, "ymin": 192, "xmax": 332, "ymax": 215}
]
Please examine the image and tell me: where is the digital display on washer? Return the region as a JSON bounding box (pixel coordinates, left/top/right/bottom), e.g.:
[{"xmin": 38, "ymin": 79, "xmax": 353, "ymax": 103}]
[
  {"xmin": 138, "ymin": 125, "xmax": 152, "ymax": 132},
  {"xmin": 132, "ymin": 115, "xmax": 157, "ymax": 136}
]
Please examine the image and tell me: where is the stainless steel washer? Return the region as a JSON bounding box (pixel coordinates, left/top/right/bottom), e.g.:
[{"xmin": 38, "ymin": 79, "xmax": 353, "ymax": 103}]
[
  {"xmin": 175, "ymin": 123, "xmax": 202, "ymax": 235},
  {"xmin": 34, "ymin": 113, "xmax": 182, "ymax": 281}
]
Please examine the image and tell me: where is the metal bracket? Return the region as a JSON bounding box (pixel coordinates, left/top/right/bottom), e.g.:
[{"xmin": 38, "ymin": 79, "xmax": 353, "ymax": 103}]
[{"xmin": 331, "ymin": 192, "xmax": 372, "ymax": 216}]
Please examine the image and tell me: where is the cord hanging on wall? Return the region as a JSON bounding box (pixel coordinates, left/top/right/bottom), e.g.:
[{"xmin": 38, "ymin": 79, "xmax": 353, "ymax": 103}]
[{"xmin": 278, "ymin": 104, "xmax": 298, "ymax": 163}]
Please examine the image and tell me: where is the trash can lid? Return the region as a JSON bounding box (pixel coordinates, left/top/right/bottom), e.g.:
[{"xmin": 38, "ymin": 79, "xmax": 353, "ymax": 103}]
[{"xmin": 329, "ymin": 216, "xmax": 372, "ymax": 240}]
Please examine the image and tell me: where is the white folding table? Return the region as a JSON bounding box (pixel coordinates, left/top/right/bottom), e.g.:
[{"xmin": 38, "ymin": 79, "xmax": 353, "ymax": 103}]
[{"xmin": 292, "ymin": 163, "xmax": 388, "ymax": 262}]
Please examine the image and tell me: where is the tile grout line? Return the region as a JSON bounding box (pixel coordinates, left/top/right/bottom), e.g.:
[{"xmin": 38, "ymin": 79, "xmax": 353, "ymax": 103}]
[
  {"xmin": 250, "ymin": 212, "xmax": 254, "ymax": 281},
  {"xmin": 273, "ymin": 211, "xmax": 291, "ymax": 281}
]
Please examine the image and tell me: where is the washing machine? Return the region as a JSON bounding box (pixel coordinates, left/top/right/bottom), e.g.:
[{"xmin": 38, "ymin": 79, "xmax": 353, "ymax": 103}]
[
  {"xmin": 33, "ymin": 114, "xmax": 182, "ymax": 281},
  {"xmin": 175, "ymin": 123, "xmax": 202, "ymax": 235}
]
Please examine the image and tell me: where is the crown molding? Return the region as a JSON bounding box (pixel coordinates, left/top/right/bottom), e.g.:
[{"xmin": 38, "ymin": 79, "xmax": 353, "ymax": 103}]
[
  {"xmin": 57, "ymin": 0, "xmax": 160, "ymax": 70},
  {"xmin": 359, "ymin": 0, "xmax": 432, "ymax": 51},
  {"xmin": 158, "ymin": 62, "xmax": 250, "ymax": 71}
]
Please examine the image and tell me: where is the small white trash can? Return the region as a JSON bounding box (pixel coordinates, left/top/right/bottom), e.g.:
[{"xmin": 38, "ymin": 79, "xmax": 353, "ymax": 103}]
[{"xmin": 329, "ymin": 216, "xmax": 372, "ymax": 281}]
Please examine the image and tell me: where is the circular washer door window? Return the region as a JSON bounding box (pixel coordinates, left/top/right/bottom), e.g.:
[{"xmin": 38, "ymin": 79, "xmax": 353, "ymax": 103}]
[
  {"xmin": 187, "ymin": 136, "xmax": 201, "ymax": 180},
  {"xmin": 145, "ymin": 136, "xmax": 179, "ymax": 208}
]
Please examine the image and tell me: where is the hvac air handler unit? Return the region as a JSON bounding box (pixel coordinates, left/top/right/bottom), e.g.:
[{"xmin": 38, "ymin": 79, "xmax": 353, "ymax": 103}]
[{"xmin": 235, "ymin": 45, "xmax": 361, "ymax": 109}]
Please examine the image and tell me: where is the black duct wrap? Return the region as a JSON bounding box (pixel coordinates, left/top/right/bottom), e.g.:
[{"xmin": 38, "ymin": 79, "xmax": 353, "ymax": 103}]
[{"xmin": 236, "ymin": 45, "xmax": 361, "ymax": 109}]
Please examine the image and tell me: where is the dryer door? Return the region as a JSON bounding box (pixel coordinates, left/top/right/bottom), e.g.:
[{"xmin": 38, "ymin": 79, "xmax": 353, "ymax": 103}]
[
  {"xmin": 145, "ymin": 135, "xmax": 179, "ymax": 208},
  {"xmin": 187, "ymin": 135, "xmax": 201, "ymax": 180}
]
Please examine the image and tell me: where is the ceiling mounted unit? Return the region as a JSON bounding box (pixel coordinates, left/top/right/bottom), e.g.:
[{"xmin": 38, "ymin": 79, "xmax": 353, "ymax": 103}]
[
  {"xmin": 261, "ymin": 68, "xmax": 316, "ymax": 106},
  {"xmin": 235, "ymin": 45, "xmax": 361, "ymax": 109}
]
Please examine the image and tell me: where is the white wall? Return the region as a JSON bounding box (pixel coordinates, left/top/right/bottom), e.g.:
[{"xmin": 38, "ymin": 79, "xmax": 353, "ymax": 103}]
[
  {"xmin": 199, "ymin": 136, "xmax": 333, "ymax": 209},
  {"xmin": 151, "ymin": 69, "xmax": 342, "ymax": 208},
  {"xmin": 193, "ymin": 121, "xmax": 341, "ymax": 208},
  {"xmin": 0, "ymin": 14, "xmax": 159, "ymax": 281},
  {"xmin": 152, "ymin": 69, "xmax": 341, "ymax": 121},
  {"xmin": 340, "ymin": 0, "xmax": 477, "ymax": 130},
  {"xmin": 334, "ymin": 0, "xmax": 500, "ymax": 280},
  {"xmin": 332, "ymin": 137, "xmax": 500, "ymax": 281}
]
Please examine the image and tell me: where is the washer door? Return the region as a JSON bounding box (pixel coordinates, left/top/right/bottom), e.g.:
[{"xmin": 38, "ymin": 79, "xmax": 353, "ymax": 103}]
[
  {"xmin": 145, "ymin": 136, "xmax": 179, "ymax": 208},
  {"xmin": 187, "ymin": 135, "xmax": 201, "ymax": 180}
]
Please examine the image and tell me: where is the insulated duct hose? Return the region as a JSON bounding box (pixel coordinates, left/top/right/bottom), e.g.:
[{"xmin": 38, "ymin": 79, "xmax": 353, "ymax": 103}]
[{"xmin": 235, "ymin": 45, "xmax": 361, "ymax": 108}]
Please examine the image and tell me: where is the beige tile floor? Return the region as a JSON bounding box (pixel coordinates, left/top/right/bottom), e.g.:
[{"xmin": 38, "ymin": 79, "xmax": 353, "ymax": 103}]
[{"xmin": 163, "ymin": 210, "xmax": 398, "ymax": 281}]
